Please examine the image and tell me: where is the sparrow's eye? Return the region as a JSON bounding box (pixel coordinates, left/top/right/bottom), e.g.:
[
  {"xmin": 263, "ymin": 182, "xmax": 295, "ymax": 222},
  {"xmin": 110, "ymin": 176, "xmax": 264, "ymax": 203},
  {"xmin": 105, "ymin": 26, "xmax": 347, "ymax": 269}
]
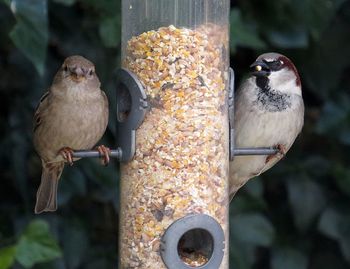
[
  {"xmin": 268, "ymin": 60, "xmax": 284, "ymax": 71},
  {"xmin": 275, "ymin": 60, "xmax": 283, "ymax": 67},
  {"xmin": 63, "ymin": 66, "xmax": 68, "ymax": 72},
  {"xmin": 88, "ymin": 69, "xmax": 94, "ymax": 76}
]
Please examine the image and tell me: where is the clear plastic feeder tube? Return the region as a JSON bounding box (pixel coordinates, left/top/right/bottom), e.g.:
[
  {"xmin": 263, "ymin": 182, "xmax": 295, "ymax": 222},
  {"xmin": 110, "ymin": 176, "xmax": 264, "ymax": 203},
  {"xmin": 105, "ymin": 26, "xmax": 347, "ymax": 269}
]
[{"xmin": 119, "ymin": 0, "xmax": 230, "ymax": 268}]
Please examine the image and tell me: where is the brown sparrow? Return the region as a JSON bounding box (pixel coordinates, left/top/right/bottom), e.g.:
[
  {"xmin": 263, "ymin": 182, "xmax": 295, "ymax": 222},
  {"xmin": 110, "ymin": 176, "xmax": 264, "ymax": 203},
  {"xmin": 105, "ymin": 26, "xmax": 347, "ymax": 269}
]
[
  {"xmin": 33, "ymin": 55, "xmax": 109, "ymax": 214},
  {"xmin": 229, "ymin": 53, "xmax": 304, "ymax": 200}
]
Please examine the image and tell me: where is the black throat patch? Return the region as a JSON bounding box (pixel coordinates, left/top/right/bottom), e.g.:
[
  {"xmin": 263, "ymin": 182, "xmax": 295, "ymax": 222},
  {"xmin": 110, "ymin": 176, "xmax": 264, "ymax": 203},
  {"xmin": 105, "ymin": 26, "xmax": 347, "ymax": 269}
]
[{"xmin": 254, "ymin": 77, "xmax": 292, "ymax": 112}]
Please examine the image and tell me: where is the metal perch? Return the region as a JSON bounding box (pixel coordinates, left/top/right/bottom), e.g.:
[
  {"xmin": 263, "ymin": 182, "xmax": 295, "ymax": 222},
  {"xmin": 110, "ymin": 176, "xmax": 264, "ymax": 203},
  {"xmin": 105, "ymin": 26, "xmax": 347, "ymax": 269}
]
[
  {"xmin": 71, "ymin": 147, "xmax": 278, "ymax": 159},
  {"xmin": 72, "ymin": 149, "xmax": 122, "ymax": 159}
]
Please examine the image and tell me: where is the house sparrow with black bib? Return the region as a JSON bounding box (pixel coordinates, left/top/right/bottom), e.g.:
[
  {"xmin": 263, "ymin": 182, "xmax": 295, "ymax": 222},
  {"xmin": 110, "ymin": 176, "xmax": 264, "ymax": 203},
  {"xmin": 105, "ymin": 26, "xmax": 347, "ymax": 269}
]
[
  {"xmin": 33, "ymin": 55, "xmax": 110, "ymax": 214},
  {"xmin": 229, "ymin": 53, "xmax": 304, "ymax": 200}
]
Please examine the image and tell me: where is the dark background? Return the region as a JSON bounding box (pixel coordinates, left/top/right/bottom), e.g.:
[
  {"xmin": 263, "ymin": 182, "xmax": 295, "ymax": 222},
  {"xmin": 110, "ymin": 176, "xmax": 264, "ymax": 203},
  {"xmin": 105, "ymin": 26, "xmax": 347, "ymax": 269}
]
[{"xmin": 0, "ymin": 0, "xmax": 350, "ymax": 268}]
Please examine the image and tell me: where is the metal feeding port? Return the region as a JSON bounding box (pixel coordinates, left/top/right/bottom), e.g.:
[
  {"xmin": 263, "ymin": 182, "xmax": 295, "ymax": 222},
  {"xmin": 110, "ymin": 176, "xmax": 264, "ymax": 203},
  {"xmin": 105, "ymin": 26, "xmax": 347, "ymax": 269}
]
[
  {"xmin": 160, "ymin": 214, "xmax": 225, "ymax": 269},
  {"xmin": 115, "ymin": 68, "xmax": 149, "ymax": 161}
]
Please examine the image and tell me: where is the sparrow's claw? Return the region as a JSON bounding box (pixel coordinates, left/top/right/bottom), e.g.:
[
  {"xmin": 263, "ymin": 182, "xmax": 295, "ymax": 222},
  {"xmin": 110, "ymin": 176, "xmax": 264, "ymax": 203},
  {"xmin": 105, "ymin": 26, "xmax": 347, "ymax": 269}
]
[
  {"xmin": 276, "ymin": 144, "xmax": 287, "ymax": 155},
  {"xmin": 266, "ymin": 144, "xmax": 286, "ymax": 163},
  {"xmin": 96, "ymin": 145, "xmax": 111, "ymax": 166},
  {"xmin": 59, "ymin": 147, "xmax": 74, "ymax": 166}
]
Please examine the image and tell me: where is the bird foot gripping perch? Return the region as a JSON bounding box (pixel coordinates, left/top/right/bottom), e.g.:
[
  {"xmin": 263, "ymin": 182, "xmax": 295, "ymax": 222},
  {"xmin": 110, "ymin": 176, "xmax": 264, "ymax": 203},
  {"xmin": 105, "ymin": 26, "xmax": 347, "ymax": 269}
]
[
  {"xmin": 59, "ymin": 147, "xmax": 74, "ymax": 166},
  {"xmin": 62, "ymin": 145, "xmax": 112, "ymax": 166}
]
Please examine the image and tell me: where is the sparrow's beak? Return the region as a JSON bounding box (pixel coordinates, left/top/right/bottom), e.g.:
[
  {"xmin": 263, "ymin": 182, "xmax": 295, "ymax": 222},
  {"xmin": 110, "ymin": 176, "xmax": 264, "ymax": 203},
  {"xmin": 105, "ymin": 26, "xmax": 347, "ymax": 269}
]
[
  {"xmin": 69, "ymin": 67, "xmax": 87, "ymax": 82},
  {"xmin": 250, "ymin": 60, "xmax": 271, "ymax": 77}
]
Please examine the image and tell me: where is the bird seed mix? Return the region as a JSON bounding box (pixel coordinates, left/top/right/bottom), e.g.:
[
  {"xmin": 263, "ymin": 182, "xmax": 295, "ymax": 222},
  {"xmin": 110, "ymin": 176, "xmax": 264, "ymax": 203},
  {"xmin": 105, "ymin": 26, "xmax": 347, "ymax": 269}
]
[{"xmin": 119, "ymin": 24, "xmax": 229, "ymax": 269}]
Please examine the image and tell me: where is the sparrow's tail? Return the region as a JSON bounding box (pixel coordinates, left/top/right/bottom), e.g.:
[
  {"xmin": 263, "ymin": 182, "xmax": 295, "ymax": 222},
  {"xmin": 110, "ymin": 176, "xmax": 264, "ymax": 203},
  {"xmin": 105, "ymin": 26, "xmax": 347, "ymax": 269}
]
[{"xmin": 35, "ymin": 162, "xmax": 64, "ymax": 214}]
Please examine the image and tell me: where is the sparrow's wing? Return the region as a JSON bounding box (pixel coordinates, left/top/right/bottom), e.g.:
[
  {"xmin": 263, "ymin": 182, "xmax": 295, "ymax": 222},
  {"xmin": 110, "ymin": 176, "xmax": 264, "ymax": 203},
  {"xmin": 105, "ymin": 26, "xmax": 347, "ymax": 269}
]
[
  {"xmin": 33, "ymin": 91, "xmax": 50, "ymax": 132},
  {"xmin": 101, "ymin": 90, "xmax": 109, "ymax": 114},
  {"xmin": 100, "ymin": 89, "xmax": 109, "ymax": 129},
  {"xmin": 256, "ymin": 98, "xmax": 304, "ymax": 176}
]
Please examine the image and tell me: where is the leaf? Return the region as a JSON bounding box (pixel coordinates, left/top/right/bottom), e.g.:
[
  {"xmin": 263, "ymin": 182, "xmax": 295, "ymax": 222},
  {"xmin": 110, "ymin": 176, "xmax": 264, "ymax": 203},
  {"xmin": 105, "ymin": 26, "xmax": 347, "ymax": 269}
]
[
  {"xmin": 8, "ymin": 0, "xmax": 48, "ymax": 75},
  {"xmin": 0, "ymin": 245, "xmax": 17, "ymax": 269},
  {"xmin": 15, "ymin": 220, "xmax": 62, "ymax": 268},
  {"xmin": 231, "ymin": 213, "xmax": 275, "ymax": 246},
  {"xmin": 318, "ymin": 207, "xmax": 342, "ymax": 240},
  {"xmin": 287, "ymin": 178, "xmax": 326, "ymax": 231},
  {"xmin": 318, "ymin": 207, "xmax": 350, "ymax": 262},
  {"xmin": 99, "ymin": 15, "xmax": 121, "ymax": 48},
  {"xmin": 271, "ymin": 247, "xmax": 308, "ymax": 269},
  {"xmin": 230, "ymin": 9, "xmax": 266, "ymax": 53}
]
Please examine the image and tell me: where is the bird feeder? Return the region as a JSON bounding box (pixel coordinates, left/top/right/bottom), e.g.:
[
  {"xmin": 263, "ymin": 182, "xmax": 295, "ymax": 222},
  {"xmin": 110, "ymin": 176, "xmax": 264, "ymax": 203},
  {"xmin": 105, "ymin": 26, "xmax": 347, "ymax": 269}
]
[
  {"xmin": 72, "ymin": 1, "xmax": 279, "ymax": 268},
  {"xmin": 117, "ymin": 0, "xmax": 230, "ymax": 268}
]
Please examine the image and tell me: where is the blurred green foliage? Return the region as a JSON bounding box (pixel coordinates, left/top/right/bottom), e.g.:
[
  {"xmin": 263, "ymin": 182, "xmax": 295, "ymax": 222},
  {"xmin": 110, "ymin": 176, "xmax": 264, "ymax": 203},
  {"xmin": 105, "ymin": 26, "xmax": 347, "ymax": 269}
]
[
  {"xmin": 0, "ymin": 220, "xmax": 62, "ymax": 268},
  {"xmin": 0, "ymin": 0, "xmax": 349, "ymax": 268}
]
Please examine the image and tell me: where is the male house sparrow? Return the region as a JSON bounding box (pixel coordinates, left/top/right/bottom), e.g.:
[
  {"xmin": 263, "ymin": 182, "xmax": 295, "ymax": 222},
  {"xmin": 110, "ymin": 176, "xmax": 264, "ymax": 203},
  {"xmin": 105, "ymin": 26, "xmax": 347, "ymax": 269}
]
[
  {"xmin": 229, "ymin": 53, "xmax": 304, "ymax": 200},
  {"xmin": 33, "ymin": 55, "xmax": 109, "ymax": 214}
]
